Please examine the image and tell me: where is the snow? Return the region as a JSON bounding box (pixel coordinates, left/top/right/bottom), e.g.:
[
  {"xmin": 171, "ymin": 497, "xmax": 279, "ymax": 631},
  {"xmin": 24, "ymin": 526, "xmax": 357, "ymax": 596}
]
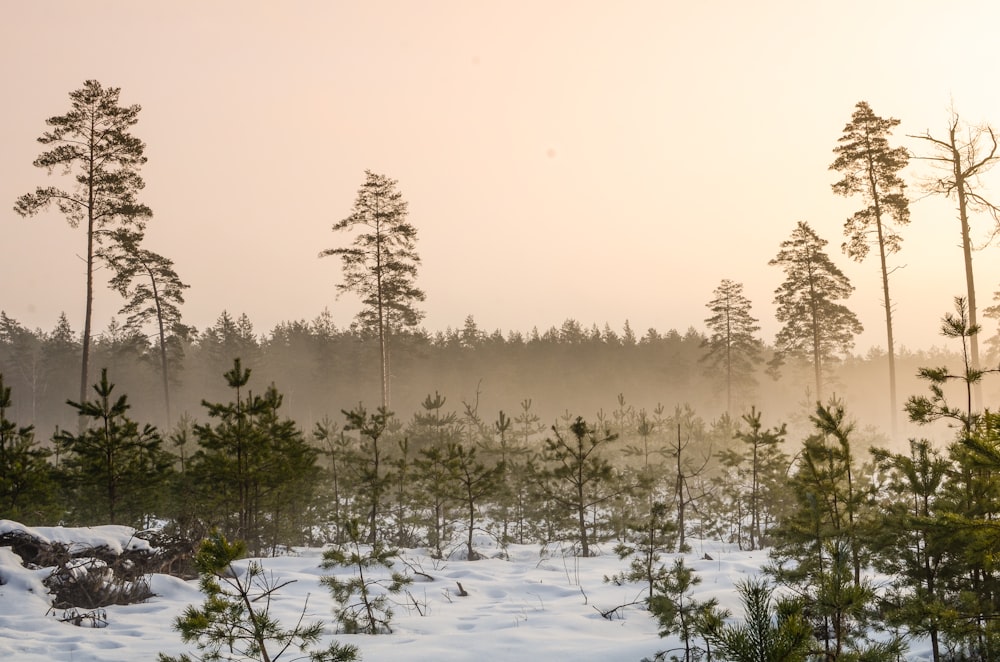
[{"xmin": 0, "ymin": 521, "xmax": 932, "ymax": 661}]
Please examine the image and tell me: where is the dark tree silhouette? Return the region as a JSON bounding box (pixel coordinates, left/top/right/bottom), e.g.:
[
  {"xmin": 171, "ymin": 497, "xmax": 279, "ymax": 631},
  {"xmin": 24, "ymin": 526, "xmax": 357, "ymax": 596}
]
[
  {"xmin": 831, "ymin": 100, "xmax": 910, "ymax": 437},
  {"xmin": 770, "ymin": 221, "xmax": 863, "ymax": 400},
  {"xmin": 321, "ymin": 171, "xmax": 425, "ymax": 408},
  {"xmin": 15, "ymin": 81, "xmax": 152, "ymax": 406}
]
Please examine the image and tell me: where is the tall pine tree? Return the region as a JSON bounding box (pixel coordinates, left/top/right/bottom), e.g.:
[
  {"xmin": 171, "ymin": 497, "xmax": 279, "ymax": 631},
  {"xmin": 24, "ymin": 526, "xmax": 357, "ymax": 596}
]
[
  {"xmin": 701, "ymin": 279, "xmax": 762, "ymax": 415},
  {"xmin": 103, "ymin": 230, "xmax": 190, "ymax": 427},
  {"xmin": 15, "ymin": 81, "xmax": 152, "ymax": 406},
  {"xmin": 321, "ymin": 171, "xmax": 425, "ymax": 408},
  {"xmin": 830, "ymin": 101, "xmax": 910, "ymax": 437},
  {"xmin": 770, "ymin": 221, "xmax": 863, "ymax": 400}
]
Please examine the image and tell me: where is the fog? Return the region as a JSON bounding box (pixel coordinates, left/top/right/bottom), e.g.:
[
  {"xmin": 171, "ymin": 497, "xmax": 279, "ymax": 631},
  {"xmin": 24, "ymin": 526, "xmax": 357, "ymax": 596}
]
[{"xmin": 1, "ymin": 310, "xmax": 987, "ymax": 454}]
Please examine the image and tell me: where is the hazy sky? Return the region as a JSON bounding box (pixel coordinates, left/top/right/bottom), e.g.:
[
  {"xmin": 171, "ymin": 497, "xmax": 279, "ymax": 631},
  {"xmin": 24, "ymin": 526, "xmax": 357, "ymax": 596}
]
[{"xmin": 4, "ymin": 1, "xmax": 1000, "ymax": 353}]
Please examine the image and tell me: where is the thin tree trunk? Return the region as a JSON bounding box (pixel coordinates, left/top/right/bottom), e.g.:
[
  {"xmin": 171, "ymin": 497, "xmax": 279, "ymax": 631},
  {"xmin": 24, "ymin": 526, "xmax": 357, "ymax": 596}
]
[
  {"xmin": 578, "ymin": 457, "xmax": 588, "ymax": 557},
  {"xmin": 809, "ymin": 276, "xmax": 822, "ymax": 401},
  {"xmin": 867, "ymin": 153, "xmax": 899, "ymax": 439},
  {"xmin": 675, "ymin": 423, "xmax": 686, "ymax": 551},
  {"xmin": 148, "ymin": 269, "xmax": 172, "ymax": 427},
  {"xmin": 943, "ymin": 121, "xmax": 984, "ymax": 413},
  {"xmin": 81, "ymin": 136, "xmax": 96, "ymax": 411}
]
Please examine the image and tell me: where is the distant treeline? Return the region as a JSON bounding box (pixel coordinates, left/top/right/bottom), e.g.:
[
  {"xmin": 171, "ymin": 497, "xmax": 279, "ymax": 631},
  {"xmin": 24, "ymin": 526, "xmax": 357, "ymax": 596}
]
[{"xmin": 0, "ymin": 308, "xmax": 982, "ymax": 443}]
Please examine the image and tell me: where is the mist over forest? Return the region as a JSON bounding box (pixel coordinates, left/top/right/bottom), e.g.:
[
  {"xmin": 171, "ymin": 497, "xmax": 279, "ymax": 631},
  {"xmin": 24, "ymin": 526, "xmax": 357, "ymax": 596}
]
[{"xmin": 0, "ymin": 305, "xmax": 988, "ymax": 447}]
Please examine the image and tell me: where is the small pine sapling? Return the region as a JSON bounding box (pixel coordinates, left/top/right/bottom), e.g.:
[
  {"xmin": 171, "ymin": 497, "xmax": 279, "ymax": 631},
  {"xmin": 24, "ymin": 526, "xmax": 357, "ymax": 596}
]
[
  {"xmin": 648, "ymin": 558, "xmax": 720, "ymax": 662},
  {"xmin": 320, "ymin": 519, "xmax": 412, "ymax": 634},
  {"xmin": 704, "ymin": 577, "xmax": 813, "ymax": 662},
  {"xmin": 160, "ymin": 532, "xmax": 357, "ymax": 662},
  {"xmin": 606, "ymin": 501, "xmax": 678, "ymax": 603}
]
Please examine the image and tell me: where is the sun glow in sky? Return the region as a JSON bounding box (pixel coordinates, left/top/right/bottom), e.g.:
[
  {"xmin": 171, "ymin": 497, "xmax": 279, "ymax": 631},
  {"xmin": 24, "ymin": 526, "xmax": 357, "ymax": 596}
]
[{"xmin": 4, "ymin": 1, "xmax": 1000, "ymax": 352}]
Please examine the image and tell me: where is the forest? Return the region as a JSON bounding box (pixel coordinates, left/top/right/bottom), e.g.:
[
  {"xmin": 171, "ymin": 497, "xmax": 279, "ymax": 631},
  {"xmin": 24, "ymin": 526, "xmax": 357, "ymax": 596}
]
[{"xmin": 6, "ymin": 82, "xmax": 1000, "ymax": 661}]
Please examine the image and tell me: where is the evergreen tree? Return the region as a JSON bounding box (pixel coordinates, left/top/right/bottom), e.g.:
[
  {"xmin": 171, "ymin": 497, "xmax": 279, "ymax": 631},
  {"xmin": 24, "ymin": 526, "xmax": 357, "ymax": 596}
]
[
  {"xmin": 255, "ymin": 384, "xmax": 323, "ymax": 552},
  {"xmin": 447, "ymin": 441, "xmax": 505, "ymax": 560},
  {"xmin": 320, "ymin": 518, "xmax": 411, "ymax": 635},
  {"xmin": 312, "ymin": 417, "xmax": 356, "ymax": 544},
  {"xmin": 484, "ymin": 409, "xmax": 529, "ymax": 545},
  {"xmin": 43, "ymin": 313, "xmax": 81, "ymax": 431},
  {"xmin": 701, "ymin": 279, "xmax": 762, "ymax": 415},
  {"xmin": 57, "ymin": 368, "xmax": 171, "ymax": 526},
  {"xmin": 0, "ymin": 373, "xmax": 59, "ymax": 523},
  {"xmin": 648, "ymin": 558, "xmax": 720, "ymax": 662},
  {"xmin": 198, "ymin": 312, "xmax": 260, "ymax": 384},
  {"xmin": 414, "ymin": 436, "xmax": 462, "ymax": 558},
  {"xmin": 0, "ymin": 313, "xmax": 45, "ymax": 424},
  {"xmin": 341, "ymin": 403, "xmax": 394, "ymax": 545},
  {"xmin": 320, "ymin": 170, "xmax": 425, "ymax": 408},
  {"xmin": 944, "ymin": 412, "xmax": 1000, "ymax": 658},
  {"xmin": 831, "ymin": 100, "xmax": 910, "ymax": 438},
  {"xmin": 191, "ymin": 359, "xmax": 266, "ymax": 549},
  {"xmin": 906, "ymin": 297, "xmax": 999, "ymax": 435},
  {"xmin": 732, "ymin": 407, "xmax": 789, "ymax": 550},
  {"xmin": 768, "ymin": 400, "xmax": 888, "ymax": 660},
  {"xmin": 705, "ymin": 577, "xmax": 814, "ymax": 662},
  {"xmin": 869, "ymin": 439, "xmax": 950, "ymax": 662},
  {"xmin": 539, "ymin": 416, "xmax": 621, "ymax": 557},
  {"xmin": 190, "ymin": 361, "xmax": 322, "ymax": 555},
  {"xmin": 15, "ymin": 80, "xmax": 152, "ymax": 406},
  {"xmin": 103, "ymin": 229, "xmax": 190, "ymax": 427},
  {"xmin": 161, "ymin": 533, "xmax": 358, "ymax": 662},
  {"xmin": 665, "ymin": 404, "xmax": 712, "ymax": 552},
  {"xmin": 769, "ymin": 221, "xmax": 863, "ymax": 400},
  {"xmin": 606, "ymin": 501, "xmax": 677, "ymax": 602}
]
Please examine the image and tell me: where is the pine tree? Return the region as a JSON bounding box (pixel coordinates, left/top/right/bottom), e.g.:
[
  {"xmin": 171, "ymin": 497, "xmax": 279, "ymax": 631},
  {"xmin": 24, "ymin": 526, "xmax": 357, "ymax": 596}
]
[
  {"xmin": 701, "ymin": 279, "xmax": 762, "ymax": 414},
  {"xmin": 447, "ymin": 441, "xmax": 505, "ymax": 560},
  {"xmin": 0, "ymin": 373, "xmax": 59, "ymax": 523},
  {"xmin": 539, "ymin": 416, "xmax": 620, "ymax": 557},
  {"xmin": 15, "ymin": 81, "xmax": 152, "ymax": 406},
  {"xmin": 869, "ymin": 439, "xmax": 950, "ymax": 662},
  {"xmin": 161, "ymin": 533, "xmax": 358, "ymax": 662},
  {"xmin": 320, "ymin": 518, "xmax": 411, "ymax": 635},
  {"xmin": 831, "ymin": 100, "xmax": 910, "ymax": 437},
  {"xmin": 341, "ymin": 403, "xmax": 394, "ymax": 545},
  {"xmin": 103, "ymin": 229, "xmax": 190, "ymax": 427},
  {"xmin": 57, "ymin": 368, "xmax": 171, "ymax": 526},
  {"xmin": 190, "ymin": 361, "xmax": 322, "ymax": 554},
  {"xmin": 905, "ymin": 297, "xmax": 999, "ymax": 435},
  {"xmin": 705, "ymin": 577, "xmax": 814, "ymax": 662},
  {"xmin": 320, "ymin": 170, "xmax": 425, "ymax": 408},
  {"xmin": 733, "ymin": 407, "xmax": 788, "ymax": 550},
  {"xmin": 768, "ymin": 400, "xmax": 889, "ymax": 660},
  {"xmin": 648, "ymin": 558, "xmax": 720, "ymax": 662},
  {"xmin": 770, "ymin": 221, "xmax": 863, "ymax": 400},
  {"xmin": 606, "ymin": 501, "xmax": 677, "ymax": 602}
]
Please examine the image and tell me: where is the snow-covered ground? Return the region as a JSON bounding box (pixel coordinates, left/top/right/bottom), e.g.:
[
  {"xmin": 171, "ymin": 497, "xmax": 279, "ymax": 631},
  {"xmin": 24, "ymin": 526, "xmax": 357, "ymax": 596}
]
[{"xmin": 0, "ymin": 521, "xmax": 931, "ymax": 661}]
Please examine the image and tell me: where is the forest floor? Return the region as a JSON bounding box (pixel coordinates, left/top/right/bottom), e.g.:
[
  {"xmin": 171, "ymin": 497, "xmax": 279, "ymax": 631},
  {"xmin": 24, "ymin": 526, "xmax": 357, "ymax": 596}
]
[{"xmin": 0, "ymin": 520, "xmax": 931, "ymax": 661}]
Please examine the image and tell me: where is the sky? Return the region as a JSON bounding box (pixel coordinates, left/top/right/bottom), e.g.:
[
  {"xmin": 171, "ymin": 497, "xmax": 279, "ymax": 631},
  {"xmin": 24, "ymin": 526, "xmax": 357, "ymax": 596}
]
[{"xmin": 3, "ymin": 1, "xmax": 1000, "ymax": 353}]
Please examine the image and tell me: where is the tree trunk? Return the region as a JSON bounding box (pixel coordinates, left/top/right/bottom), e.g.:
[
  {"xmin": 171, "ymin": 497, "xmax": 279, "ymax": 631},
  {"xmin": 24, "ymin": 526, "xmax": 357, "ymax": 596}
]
[
  {"xmin": 81, "ymin": 143, "xmax": 96, "ymax": 412},
  {"xmin": 148, "ymin": 265, "xmax": 172, "ymax": 427},
  {"xmin": 949, "ymin": 123, "xmax": 983, "ymax": 412}
]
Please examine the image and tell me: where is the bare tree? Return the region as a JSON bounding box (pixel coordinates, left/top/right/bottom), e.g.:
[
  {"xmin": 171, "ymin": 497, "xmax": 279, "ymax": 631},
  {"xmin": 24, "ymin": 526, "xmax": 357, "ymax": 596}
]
[{"xmin": 910, "ymin": 110, "xmax": 1000, "ymax": 409}]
